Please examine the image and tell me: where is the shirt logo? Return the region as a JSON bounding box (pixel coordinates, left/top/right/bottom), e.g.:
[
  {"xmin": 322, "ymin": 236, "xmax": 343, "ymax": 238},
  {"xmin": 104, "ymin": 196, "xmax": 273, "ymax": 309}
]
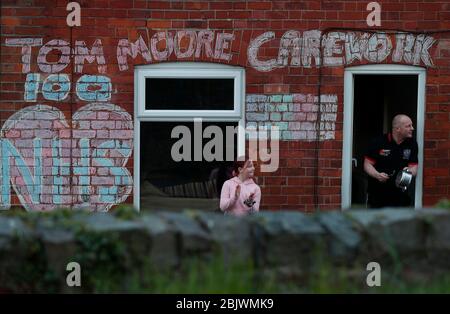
[
  {"xmin": 379, "ymin": 149, "xmax": 391, "ymax": 156},
  {"xmin": 403, "ymin": 149, "xmax": 411, "ymax": 160}
]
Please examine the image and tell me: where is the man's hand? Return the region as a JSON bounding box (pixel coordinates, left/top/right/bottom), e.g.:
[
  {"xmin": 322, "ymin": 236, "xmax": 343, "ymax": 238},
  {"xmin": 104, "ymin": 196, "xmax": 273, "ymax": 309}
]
[
  {"xmin": 375, "ymin": 172, "xmax": 390, "ymax": 182},
  {"xmin": 404, "ymin": 165, "xmax": 418, "ymax": 177},
  {"xmin": 364, "ymin": 158, "xmax": 390, "ymax": 183}
]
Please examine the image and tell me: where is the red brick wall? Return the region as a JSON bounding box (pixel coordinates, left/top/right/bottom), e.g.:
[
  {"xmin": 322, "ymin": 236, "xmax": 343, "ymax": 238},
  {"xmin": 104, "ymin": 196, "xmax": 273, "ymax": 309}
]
[{"xmin": 0, "ymin": 0, "xmax": 449, "ymax": 211}]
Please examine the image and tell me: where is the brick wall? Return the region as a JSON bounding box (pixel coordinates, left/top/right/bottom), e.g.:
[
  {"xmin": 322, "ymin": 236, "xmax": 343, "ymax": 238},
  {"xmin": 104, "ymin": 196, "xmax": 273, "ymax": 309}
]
[
  {"xmin": 0, "ymin": 0, "xmax": 449, "ymax": 211},
  {"xmin": 246, "ymin": 94, "xmax": 338, "ymax": 141}
]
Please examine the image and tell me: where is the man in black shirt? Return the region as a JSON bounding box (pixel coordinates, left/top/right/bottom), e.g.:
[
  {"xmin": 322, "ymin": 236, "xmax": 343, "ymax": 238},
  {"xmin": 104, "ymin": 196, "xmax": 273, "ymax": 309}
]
[{"xmin": 364, "ymin": 114, "xmax": 418, "ymax": 208}]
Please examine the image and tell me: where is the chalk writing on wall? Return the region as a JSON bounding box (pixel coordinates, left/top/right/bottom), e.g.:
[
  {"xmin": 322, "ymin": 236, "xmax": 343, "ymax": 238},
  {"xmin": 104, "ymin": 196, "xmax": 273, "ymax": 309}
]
[
  {"xmin": 24, "ymin": 74, "xmax": 111, "ymax": 102},
  {"xmin": 5, "ymin": 31, "xmax": 437, "ymax": 75},
  {"xmin": 1, "ymin": 30, "xmax": 439, "ymax": 210},
  {"xmin": 5, "ymin": 38, "xmax": 107, "ymax": 74},
  {"xmin": 0, "ymin": 103, "xmax": 133, "ymax": 212},
  {"xmin": 117, "ymin": 31, "xmax": 235, "ymax": 71},
  {"xmin": 248, "ymin": 31, "xmax": 435, "ymax": 72},
  {"xmin": 3, "ymin": 38, "xmax": 128, "ymax": 211},
  {"xmin": 246, "ymin": 94, "xmax": 338, "ymax": 141}
]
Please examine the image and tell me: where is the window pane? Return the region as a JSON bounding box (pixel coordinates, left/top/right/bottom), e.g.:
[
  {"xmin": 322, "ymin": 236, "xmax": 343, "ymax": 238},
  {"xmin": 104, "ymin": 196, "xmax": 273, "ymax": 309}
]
[
  {"xmin": 140, "ymin": 122, "xmax": 238, "ymax": 211},
  {"xmin": 145, "ymin": 78, "xmax": 234, "ymax": 110}
]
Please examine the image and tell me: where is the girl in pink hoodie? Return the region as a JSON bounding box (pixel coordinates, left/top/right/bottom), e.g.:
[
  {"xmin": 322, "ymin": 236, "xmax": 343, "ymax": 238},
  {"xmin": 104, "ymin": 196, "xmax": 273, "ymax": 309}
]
[{"xmin": 219, "ymin": 159, "xmax": 262, "ymax": 217}]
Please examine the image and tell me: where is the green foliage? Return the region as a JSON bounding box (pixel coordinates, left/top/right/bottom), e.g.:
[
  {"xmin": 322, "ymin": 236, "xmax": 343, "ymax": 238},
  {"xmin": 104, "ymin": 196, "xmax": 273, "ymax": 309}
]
[
  {"xmin": 88, "ymin": 254, "xmax": 450, "ymax": 294},
  {"xmin": 436, "ymin": 199, "xmax": 450, "ymax": 210},
  {"xmin": 0, "ymin": 207, "xmax": 83, "ymax": 229},
  {"xmin": 73, "ymin": 229, "xmax": 128, "ymax": 292},
  {"xmin": 0, "ymin": 236, "xmax": 60, "ymax": 293},
  {"xmin": 111, "ymin": 204, "xmax": 139, "ymax": 220},
  {"xmin": 114, "ymin": 255, "xmax": 279, "ymax": 294}
]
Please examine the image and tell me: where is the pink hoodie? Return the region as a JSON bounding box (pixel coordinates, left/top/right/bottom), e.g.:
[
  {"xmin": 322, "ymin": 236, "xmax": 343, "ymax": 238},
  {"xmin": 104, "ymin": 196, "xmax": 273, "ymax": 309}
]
[{"xmin": 219, "ymin": 176, "xmax": 262, "ymax": 217}]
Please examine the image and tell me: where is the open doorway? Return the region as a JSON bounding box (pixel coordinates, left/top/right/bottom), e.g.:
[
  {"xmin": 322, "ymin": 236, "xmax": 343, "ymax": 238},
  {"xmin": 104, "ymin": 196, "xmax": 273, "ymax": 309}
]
[
  {"xmin": 139, "ymin": 121, "xmax": 238, "ymax": 211},
  {"xmin": 342, "ymin": 65, "xmax": 426, "ymax": 209},
  {"xmin": 352, "ymin": 75, "xmax": 418, "ymax": 207},
  {"xmin": 133, "ymin": 63, "xmax": 245, "ymax": 211}
]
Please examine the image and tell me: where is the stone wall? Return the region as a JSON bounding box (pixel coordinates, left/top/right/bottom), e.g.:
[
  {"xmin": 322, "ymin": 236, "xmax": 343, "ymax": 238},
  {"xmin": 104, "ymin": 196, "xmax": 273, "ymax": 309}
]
[{"xmin": 1, "ymin": 208, "xmax": 450, "ymax": 292}]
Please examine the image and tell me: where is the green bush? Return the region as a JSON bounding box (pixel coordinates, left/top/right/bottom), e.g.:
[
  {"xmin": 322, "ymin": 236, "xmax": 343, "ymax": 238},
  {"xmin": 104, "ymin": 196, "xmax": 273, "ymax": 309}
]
[{"xmin": 436, "ymin": 199, "xmax": 450, "ymax": 210}]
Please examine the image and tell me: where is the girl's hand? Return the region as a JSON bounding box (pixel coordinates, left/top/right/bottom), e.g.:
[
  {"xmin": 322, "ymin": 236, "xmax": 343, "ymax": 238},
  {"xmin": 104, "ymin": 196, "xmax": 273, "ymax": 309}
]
[
  {"xmin": 235, "ymin": 185, "xmax": 241, "ymax": 198},
  {"xmin": 244, "ymin": 194, "xmax": 256, "ymax": 207}
]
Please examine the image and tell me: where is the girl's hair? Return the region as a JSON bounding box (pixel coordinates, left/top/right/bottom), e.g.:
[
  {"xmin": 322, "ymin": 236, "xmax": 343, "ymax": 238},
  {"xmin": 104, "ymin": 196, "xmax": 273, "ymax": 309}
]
[
  {"xmin": 231, "ymin": 158, "xmax": 251, "ymax": 177},
  {"xmin": 215, "ymin": 165, "xmax": 233, "ymax": 198}
]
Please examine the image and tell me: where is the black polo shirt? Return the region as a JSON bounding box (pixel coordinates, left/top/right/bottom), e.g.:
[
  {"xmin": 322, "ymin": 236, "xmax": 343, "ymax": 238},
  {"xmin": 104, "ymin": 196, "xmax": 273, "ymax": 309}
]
[{"xmin": 364, "ymin": 133, "xmax": 418, "ymax": 207}]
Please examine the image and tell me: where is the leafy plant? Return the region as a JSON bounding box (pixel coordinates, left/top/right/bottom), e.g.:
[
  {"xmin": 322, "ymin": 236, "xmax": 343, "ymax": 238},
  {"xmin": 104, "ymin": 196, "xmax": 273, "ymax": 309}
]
[{"xmin": 436, "ymin": 199, "xmax": 450, "ymax": 210}]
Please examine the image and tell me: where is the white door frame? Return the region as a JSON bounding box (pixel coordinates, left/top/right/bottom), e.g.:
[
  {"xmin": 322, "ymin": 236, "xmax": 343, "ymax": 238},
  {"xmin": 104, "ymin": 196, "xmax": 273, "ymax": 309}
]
[
  {"xmin": 133, "ymin": 63, "xmax": 246, "ymax": 211},
  {"xmin": 341, "ymin": 64, "xmax": 426, "ymax": 210}
]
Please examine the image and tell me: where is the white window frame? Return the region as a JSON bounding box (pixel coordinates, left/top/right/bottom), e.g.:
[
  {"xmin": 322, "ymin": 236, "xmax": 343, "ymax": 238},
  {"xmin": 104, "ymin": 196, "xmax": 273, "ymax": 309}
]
[
  {"xmin": 134, "ymin": 62, "xmax": 246, "ymax": 211},
  {"xmin": 342, "ymin": 64, "xmax": 426, "ymax": 210},
  {"xmin": 136, "ymin": 62, "xmax": 244, "ymax": 119}
]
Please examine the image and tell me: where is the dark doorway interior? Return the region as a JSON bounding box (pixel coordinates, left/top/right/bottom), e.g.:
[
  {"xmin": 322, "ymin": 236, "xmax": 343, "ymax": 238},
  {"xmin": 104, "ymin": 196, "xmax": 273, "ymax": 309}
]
[
  {"xmin": 351, "ymin": 75, "xmax": 418, "ymax": 207},
  {"xmin": 140, "ymin": 121, "xmax": 238, "ymax": 211}
]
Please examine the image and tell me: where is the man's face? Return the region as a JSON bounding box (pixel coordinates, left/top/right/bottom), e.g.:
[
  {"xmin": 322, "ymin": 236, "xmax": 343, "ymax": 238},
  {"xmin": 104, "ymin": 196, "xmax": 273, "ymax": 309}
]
[{"xmin": 397, "ymin": 117, "xmax": 414, "ymax": 139}]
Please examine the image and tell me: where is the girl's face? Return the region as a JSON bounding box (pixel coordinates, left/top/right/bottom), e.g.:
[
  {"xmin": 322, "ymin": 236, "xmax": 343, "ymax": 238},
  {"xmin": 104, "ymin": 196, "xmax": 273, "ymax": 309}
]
[{"xmin": 239, "ymin": 160, "xmax": 255, "ymax": 179}]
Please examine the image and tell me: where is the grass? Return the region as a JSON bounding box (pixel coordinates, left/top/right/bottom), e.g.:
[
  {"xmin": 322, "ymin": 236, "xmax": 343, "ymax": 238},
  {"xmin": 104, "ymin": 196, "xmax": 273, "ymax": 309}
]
[
  {"xmin": 94, "ymin": 255, "xmax": 279, "ymax": 294},
  {"xmin": 87, "ymin": 253, "xmax": 450, "ymax": 294}
]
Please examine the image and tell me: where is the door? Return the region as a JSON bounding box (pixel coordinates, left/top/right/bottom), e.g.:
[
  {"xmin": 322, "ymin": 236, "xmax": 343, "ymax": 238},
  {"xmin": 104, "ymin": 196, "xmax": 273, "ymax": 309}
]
[
  {"xmin": 342, "ymin": 65, "xmax": 426, "ymax": 209},
  {"xmin": 134, "ymin": 63, "xmax": 245, "ymax": 211}
]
